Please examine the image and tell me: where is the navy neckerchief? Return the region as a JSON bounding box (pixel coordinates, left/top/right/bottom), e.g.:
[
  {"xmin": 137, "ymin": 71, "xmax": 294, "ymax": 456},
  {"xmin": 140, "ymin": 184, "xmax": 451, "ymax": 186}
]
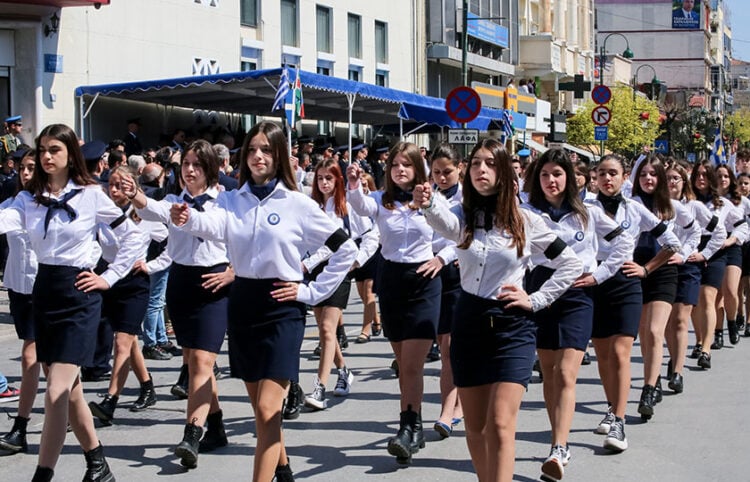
[
  {"xmin": 38, "ymin": 189, "xmax": 82, "ymax": 239},
  {"xmin": 438, "ymin": 183, "xmax": 459, "ymax": 200},
  {"xmin": 639, "ymin": 192, "xmax": 655, "ymax": 213},
  {"xmin": 393, "ymin": 186, "xmax": 412, "ymax": 204},
  {"xmin": 473, "ymin": 194, "xmax": 498, "ymax": 231},
  {"xmin": 249, "ymin": 178, "xmax": 278, "ymax": 200},
  {"xmin": 539, "ymin": 198, "xmax": 573, "ymax": 223},
  {"xmin": 597, "ymin": 192, "xmax": 624, "ymax": 217},
  {"xmin": 183, "ymin": 192, "xmax": 212, "ymax": 212},
  {"xmin": 696, "ymin": 191, "xmax": 713, "ymax": 204}
]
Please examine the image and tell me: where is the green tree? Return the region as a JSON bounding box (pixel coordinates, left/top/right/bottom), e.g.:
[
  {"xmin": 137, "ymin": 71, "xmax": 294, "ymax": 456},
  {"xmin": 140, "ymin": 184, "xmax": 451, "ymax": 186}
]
[
  {"xmin": 567, "ymin": 85, "xmax": 662, "ymax": 157},
  {"xmin": 726, "ymin": 110, "xmax": 750, "ymax": 147}
]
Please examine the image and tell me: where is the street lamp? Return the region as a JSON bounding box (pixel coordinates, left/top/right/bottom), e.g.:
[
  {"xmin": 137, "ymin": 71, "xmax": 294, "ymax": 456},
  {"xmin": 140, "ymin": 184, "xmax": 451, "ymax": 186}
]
[
  {"xmin": 632, "ymin": 64, "xmax": 660, "ymax": 101},
  {"xmin": 599, "ymin": 33, "xmax": 634, "ymax": 88}
]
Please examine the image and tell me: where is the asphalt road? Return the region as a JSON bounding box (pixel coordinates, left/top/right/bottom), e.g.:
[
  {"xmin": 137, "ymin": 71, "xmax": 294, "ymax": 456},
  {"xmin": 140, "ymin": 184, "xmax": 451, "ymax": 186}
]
[{"xmin": 1, "ymin": 288, "xmax": 749, "ymax": 481}]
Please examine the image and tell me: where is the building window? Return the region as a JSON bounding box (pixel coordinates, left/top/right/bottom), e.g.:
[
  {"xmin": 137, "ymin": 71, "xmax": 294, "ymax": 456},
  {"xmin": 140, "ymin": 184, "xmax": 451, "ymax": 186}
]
[
  {"xmin": 348, "ymin": 14, "xmax": 362, "ymax": 59},
  {"xmin": 317, "ymin": 66, "xmax": 330, "ymax": 76},
  {"xmin": 317, "ymin": 6, "xmax": 332, "ymax": 53},
  {"xmin": 375, "ymin": 21, "xmax": 388, "ymax": 64},
  {"xmin": 241, "ymin": 0, "xmax": 257, "ymax": 27},
  {"xmin": 241, "ymin": 61, "xmax": 256, "ymax": 71},
  {"xmin": 348, "ymin": 68, "xmax": 361, "ymax": 82},
  {"xmin": 281, "ymin": 0, "xmax": 298, "ymax": 47},
  {"xmin": 375, "ymin": 70, "xmax": 388, "ymax": 87}
]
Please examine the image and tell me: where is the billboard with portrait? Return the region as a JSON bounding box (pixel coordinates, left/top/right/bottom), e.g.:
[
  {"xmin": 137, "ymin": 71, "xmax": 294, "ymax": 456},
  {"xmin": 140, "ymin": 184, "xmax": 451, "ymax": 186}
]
[{"xmin": 672, "ymin": 0, "xmax": 701, "ymax": 29}]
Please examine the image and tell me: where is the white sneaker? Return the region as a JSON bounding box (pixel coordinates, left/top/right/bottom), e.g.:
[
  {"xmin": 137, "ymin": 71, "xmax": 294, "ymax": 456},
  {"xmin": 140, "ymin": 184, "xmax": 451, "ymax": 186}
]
[
  {"xmin": 596, "ymin": 409, "xmax": 615, "ymax": 434},
  {"xmin": 333, "ymin": 367, "xmax": 354, "ymax": 397},
  {"xmin": 603, "ymin": 417, "xmax": 628, "ymax": 452},
  {"xmin": 541, "ymin": 444, "xmax": 569, "ymax": 480},
  {"xmin": 304, "ymin": 379, "xmax": 327, "ymax": 410}
]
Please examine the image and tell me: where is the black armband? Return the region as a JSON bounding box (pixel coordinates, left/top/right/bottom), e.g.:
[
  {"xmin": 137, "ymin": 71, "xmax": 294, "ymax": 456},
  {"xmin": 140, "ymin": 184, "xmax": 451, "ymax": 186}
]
[
  {"xmin": 706, "ymin": 216, "xmax": 719, "ymax": 232},
  {"xmin": 109, "ymin": 214, "xmax": 127, "ymax": 230},
  {"xmin": 683, "ymin": 221, "xmax": 694, "ymax": 230},
  {"xmin": 734, "ymin": 219, "xmax": 746, "ymax": 228},
  {"xmin": 325, "ymin": 228, "xmax": 350, "ymax": 252},
  {"xmin": 649, "ymin": 222, "xmax": 667, "ymax": 238},
  {"xmin": 544, "ymin": 237, "xmax": 567, "ymax": 260},
  {"xmin": 604, "ymin": 226, "xmax": 624, "ymax": 242}
]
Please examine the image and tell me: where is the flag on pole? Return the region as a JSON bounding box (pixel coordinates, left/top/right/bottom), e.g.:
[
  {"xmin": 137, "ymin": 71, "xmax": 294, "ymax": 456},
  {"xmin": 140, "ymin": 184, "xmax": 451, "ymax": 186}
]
[
  {"xmin": 710, "ymin": 128, "xmax": 726, "ymax": 166},
  {"xmin": 293, "ymin": 67, "xmax": 305, "ymax": 120},
  {"xmin": 501, "ymin": 109, "xmax": 514, "ymax": 142},
  {"xmin": 272, "ymin": 66, "xmax": 291, "ymax": 112}
]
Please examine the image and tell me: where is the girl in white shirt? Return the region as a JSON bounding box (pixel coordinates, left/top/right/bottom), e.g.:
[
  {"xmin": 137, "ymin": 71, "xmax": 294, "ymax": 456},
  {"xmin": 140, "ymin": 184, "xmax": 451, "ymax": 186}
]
[
  {"xmin": 168, "ymin": 121, "xmax": 356, "ymax": 482},
  {"xmin": 414, "ymin": 139, "xmax": 581, "ymax": 482},
  {"xmin": 0, "ymin": 124, "xmax": 141, "ymax": 482}
]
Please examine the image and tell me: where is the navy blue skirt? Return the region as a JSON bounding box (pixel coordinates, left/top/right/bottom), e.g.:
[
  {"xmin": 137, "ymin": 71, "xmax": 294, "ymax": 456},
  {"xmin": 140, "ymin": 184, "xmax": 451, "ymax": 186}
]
[
  {"xmin": 641, "ymin": 264, "xmax": 678, "ymax": 304},
  {"xmin": 9, "ymin": 290, "xmax": 34, "ymax": 341},
  {"xmin": 227, "ymin": 278, "xmax": 306, "ymax": 383},
  {"xmin": 165, "ymin": 263, "xmax": 229, "ymax": 353},
  {"xmin": 438, "ymin": 262, "xmax": 461, "ymax": 335},
  {"xmin": 351, "ymin": 246, "xmax": 380, "ymax": 282},
  {"xmin": 33, "ymin": 264, "xmax": 102, "ymax": 366},
  {"xmin": 742, "ymin": 242, "xmax": 750, "ymax": 276},
  {"xmin": 377, "ymin": 260, "xmax": 441, "ymax": 342},
  {"xmin": 308, "ymin": 262, "xmax": 351, "ymax": 309},
  {"xmin": 528, "ymin": 267, "xmax": 593, "ymax": 351},
  {"xmin": 675, "ymin": 262, "xmax": 701, "ymax": 305},
  {"xmin": 700, "ymin": 250, "xmax": 727, "ymax": 289},
  {"xmin": 451, "ymin": 291, "xmax": 536, "ymax": 387},
  {"xmin": 726, "ymin": 244, "xmax": 743, "ymax": 268},
  {"xmin": 592, "ymin": 269, "xmax": 642, "ymax": 339},
  {"xmin": 101, "ymin": 271, "xmax": 150, "ymax": 335}
]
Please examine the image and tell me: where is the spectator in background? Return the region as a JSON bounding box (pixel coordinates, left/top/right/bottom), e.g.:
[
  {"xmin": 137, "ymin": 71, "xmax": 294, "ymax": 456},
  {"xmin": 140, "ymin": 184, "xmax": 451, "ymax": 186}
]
[
  {"xmin": 127, "ymin": 155, "xmax": 147, "ymax": 176},
  {"xmin": 124, "ymin": 118, "xmax": 143, "ymax": 156},
  {"xmin": 171, "ymin": 129, "xmax": 186, "ymax": 152},
  {"xmin": 0, "ymin": 371, "xmax": 20, "ymax": 401},
  {"xmin": 212, "ymin": 144, "xmax": 239, "ymax": 191},
  {"xmin": 139, "ymin": 162, "xmax": 166, "ymax": 200}
]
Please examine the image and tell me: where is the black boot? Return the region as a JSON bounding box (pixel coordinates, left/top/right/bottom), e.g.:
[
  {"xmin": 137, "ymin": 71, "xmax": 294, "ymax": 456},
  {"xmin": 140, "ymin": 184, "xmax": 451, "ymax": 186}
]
[
  {"xmin": 31, "ymin": 466, "xmax": 54, "ymax": 482},
  {"xmin": 283, "ymin": 381, "xmax": 303, "ymax": 420},
  {"xmin": 130, "ymin": 378, "xmax": 156, "ymax": 412},
  {"xmin": 711, "ymin": 330, "xmax": 724, "ymax": 350},
  {"xmin": 89, "ymin": 394, "xmax": 118, "ymax": 424},
  {"xmin": 337, "ymin": 324, "xmax": 349, "ymax": 350},
  {"xmin": 199, "ymin": 410, "xmax": 228, "ymax": 452},
  {"xmin": 637, "ymin": 385, "xmax": 655, "ymax": 420},
  {"xmin": 175, "ymin": 421, "xmax": 203, "ymax": 468},
  {"xmin": 275, "ymin": 463, "xmax": 295, "ymax": 482},
  {"xmin": 387, "ymin": 406, "xmax": 425, "ymax": 463},
  {"xmin": 171, "ymin": 364, "xmax": 189, "ymax": 400},
  {"xmin": 668, "ymin": 372, "xmax": 684, "ymax": 393},
  {"xmin": 0, "ymin": 415, "xmax": 29, "ymax": 453},
  {"xmin": 728, "ymin": 319, "xmax": 741, "ymax": 345},
  {"xmin": 737, "ymin": 314, "xmax": 745, "ymax": 334},
  {"xmin": 82, "ymin": 443, "xmax": 115, "ymax": 482},
  {"xmin": 653, "ymin": 376, "xmax": 663, "ymax": 404}
]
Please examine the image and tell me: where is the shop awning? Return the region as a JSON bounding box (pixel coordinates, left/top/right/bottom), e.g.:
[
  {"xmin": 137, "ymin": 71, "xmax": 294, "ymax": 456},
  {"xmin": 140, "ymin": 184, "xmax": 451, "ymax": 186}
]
[{"xmin": 14, "ymin": 0, "xmax": 109, "ymax": 6}]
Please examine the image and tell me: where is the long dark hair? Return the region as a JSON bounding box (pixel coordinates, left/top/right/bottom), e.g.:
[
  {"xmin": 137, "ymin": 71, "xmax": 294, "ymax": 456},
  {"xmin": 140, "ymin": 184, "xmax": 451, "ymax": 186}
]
[
  {"xmin": 528, "ymin": 148, "xmax": 588, "ymax": 229},
  {"xmin": 15, "ymin": 148, "xmax": 35, "ymax": 196},
  {"xmin": 633, "ymin": 154, "xmax": 675, "ymax": 220},
  {"xmin": 311, "ymin": 158, "xmax": 347, "ymax": 217},
  {"xmin": 690, "ymin": 160, "xmax": 723, "ymax": 208},
  {"xmin": 238, "ymin": 121, "xmax": 297, "ymax": 190},
  {"xmin": 460, "ymin": 138, "xmax": 525, "ymax": 256},
  {"xmin": 382, "ymin": 142, "xmax": 427, "ymax": 210},
  {"xmin": 716, "ymin": 164, "xmax": 742, "ymax": 206},
  {"xmin": 26, "ymin": 124, "xmax": 97, "ymax": 198},
  {"xmin": 180, "ymin": 139, "xmax": 220, "ymax": 188}
]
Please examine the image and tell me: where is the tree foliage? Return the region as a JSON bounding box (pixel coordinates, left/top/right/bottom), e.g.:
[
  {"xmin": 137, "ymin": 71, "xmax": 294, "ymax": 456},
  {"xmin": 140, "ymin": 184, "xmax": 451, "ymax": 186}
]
[
  {"xmin": 725, "ymin": 110, "xmax": 750, "ymax": 147},
  {"xmin": 567, "ymin": 85, "xmax": 662, "ymax": 157}
]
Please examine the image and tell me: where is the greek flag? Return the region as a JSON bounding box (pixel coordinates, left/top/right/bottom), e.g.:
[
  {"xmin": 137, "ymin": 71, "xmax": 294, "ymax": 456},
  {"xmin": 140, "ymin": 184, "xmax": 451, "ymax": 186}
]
[
  {"xmin": 710, "ymin": 128, "xmax": 726, "ymax": 166},
  {"xmin": 502, "ymin": 109, "xmax": 514, "ymax": 141},
  {"xmin": 272, "ymin": 67, "xmax": 291, "ymax": 112}
]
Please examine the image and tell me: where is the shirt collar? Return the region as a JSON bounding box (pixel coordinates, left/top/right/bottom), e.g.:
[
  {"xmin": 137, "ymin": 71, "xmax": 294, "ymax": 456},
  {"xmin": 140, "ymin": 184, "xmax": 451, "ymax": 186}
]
[{"xmin": 180, "ymin": 185, "xmax": 220, "ymax": 200}]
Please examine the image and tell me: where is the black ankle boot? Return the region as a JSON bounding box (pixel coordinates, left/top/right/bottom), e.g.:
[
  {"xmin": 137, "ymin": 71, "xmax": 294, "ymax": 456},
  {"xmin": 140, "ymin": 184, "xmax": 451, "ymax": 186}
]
[
  {"xmin": 89, "ymin": 394, "xmax": 118, "ymax": 424},
  {"xmin": 275, "ymin": 463, "xmax": 295, "ymax": 482},
  {"xmin": 130, "ymin": 378, "xmax": 156, "ymax": 412},
  {"xmin": 637, "ymin": 385, "xmax": 655, "ymax": 420},
  {"xmin": 175, "ymin": 421, "xmax": 203, "ymax": 468},
  {"xmin": 728, "ymin": 319, "xmax": 741, "ymax": 345},
  {"xmin": 82, "ymin": 443, "xmax": 115, "ymax": 482},
  {"xmin": 283, "ymin": 381, "xmax": 303, "ymax": 420},
  {"xmin": 653, "ymin": 376, "xmax": 663, "ymax": 404},
  {"xmin": 31, "ymin": 466, "xmax": 54, "ymax": 482},
  {"xmin": 199, "ymin": 410, "xmax": 228, "ymax": 452},
  {"xmin": 387, "ymin": 406, "xmax": 425, "ymax": 463},
  {"xmin": 170, "ymin": 365, "xmax": 189, "ymax": 400},
  {"xmin": 711, "ymin": 330, "xmax": 724, "ymax": 350},
  {"xmin": 0, "ymin": 415, "xmax": 29, "ymax": 453}
]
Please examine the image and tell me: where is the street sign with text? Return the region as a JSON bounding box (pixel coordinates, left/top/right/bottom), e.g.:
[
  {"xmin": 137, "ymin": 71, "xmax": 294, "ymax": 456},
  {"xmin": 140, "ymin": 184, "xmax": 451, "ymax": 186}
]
[
  {"xmin": 448, "ymin": 129, "xmax": 479, "ymax": 144},
  {"xmin": 594, "ymin": 126, "xmax": 609, "ymax": 141}
]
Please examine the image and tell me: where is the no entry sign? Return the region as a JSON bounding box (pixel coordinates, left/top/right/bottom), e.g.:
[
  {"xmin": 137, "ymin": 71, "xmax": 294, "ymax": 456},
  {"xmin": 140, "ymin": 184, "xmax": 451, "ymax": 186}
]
[{"xmin": 445, "ymin": 87, "xmax": 482, "ymax": 124}]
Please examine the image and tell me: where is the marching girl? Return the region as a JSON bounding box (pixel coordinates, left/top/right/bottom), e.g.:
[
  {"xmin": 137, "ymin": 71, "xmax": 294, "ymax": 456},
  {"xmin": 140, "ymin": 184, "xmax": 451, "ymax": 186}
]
[
  {"xmin": 714, "ymin": 165, "xmax": 750, "ymax": 346},
  {"xmin": 736, "ymin": 172, "xmax": 750, "ymax": 337},
  {"xmin": 414, "ymin": 139, "xmax": 581, "ymax": 482},
  {"xmin": 167, "ymin": 121, "xmax": 356, "ymax": 482},
  {"xmin": 523, "ymin": 148, "xmax": 632, "ymax": 480},
  {"xmin": 0, "ymin": 124, "xmax": 141, "ymax": 481},
  {"xmin": 689, "ymin": 160, "xmax": 747, "ymax": 369},
  {"xmin": 346, "ymin": 142, "xmax": 442, "ymax": 464},
  {"xmin": 352, "ymin": 170, "xmax": 382, "ymax": 342},
  {"xmin": 87, "ymin": 166, "xmax": 171, "ymax": 424},
  {"xmin": 630, "ymin": 155, "xmax": 700, "ymax": 420},
  {"xmin": 664, "ymin": 161, "xmax": 726, "ymax": 393},
  {"xmin": 0, "ymin": 148, "xmax": 40, "ymax": 455},
  {"xmin": 302, "ymin": 158, "xmax": 379, "ymax": 410},
  {"xmin": 123, "ymin": 139, "xmax": 234, "ymax": 468},
  {"xmin": 426, "ymin": 143, "xmax": 465, "ymax": 439},
  {"xmin": 587, "ymin": 154, "xmax": 680, "ymax": 452}
]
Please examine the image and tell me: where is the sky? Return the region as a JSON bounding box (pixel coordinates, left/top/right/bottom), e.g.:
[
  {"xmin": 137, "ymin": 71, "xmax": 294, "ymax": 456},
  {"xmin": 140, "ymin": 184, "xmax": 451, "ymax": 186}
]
[{"xmin": 726, "ymin": 0, "xmax": 750, "ymax": 61}]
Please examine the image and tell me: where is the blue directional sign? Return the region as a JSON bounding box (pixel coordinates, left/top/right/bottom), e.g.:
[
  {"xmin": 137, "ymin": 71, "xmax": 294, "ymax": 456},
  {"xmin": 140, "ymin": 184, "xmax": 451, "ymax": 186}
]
[
  {"xmin": 594, "ymin": 126, "xmax": 609, "ymax": 141},
  {"xmin": 654, "ymin": 140, "xmax": 669, "ymax": 154}
]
